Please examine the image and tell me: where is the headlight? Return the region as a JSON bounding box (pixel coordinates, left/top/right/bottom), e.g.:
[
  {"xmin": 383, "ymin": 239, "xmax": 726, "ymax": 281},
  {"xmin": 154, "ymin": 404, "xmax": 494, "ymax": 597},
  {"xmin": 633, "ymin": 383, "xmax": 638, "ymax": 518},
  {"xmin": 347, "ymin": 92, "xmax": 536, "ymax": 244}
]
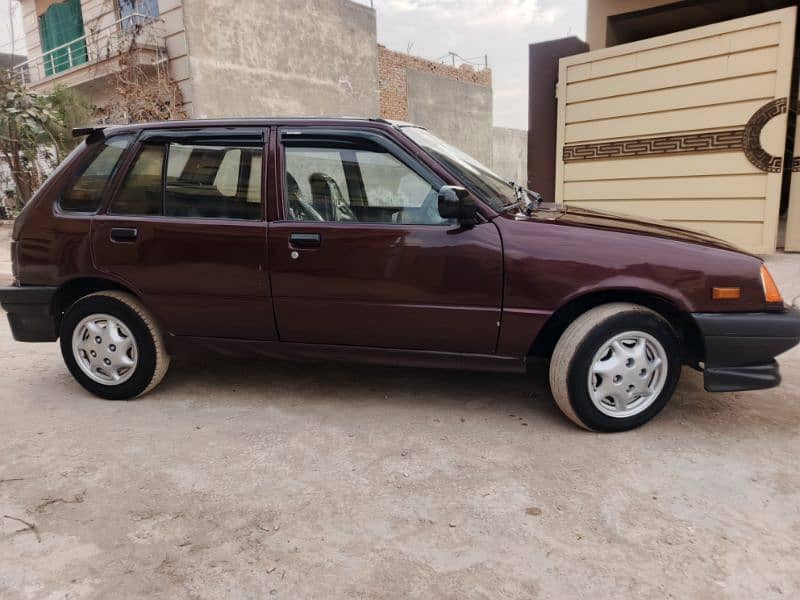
[{"xmin": 760, "ymin": 264, "xmax": 783, "ymax": 304}]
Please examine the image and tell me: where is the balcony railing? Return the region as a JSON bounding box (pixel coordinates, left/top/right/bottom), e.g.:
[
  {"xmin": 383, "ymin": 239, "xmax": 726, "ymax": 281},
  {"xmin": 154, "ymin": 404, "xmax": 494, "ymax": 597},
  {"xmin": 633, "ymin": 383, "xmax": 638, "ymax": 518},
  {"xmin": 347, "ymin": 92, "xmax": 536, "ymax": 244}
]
[{"xmin": 13, "ymin": 13, "xmax": 166, "ymax": 86}]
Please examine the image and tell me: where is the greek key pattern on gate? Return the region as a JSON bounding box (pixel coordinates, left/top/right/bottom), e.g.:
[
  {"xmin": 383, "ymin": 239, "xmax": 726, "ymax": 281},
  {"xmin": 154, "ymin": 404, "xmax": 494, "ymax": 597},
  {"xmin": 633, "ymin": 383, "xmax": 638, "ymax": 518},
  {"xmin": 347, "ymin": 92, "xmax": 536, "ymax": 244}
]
[
  {"xmin": 562, "ymin": 130, "xmax": 745, "ymax": 162},
  {"xmin": 563, "ymin": 97, "xmax": 800, "ymax": 172}
]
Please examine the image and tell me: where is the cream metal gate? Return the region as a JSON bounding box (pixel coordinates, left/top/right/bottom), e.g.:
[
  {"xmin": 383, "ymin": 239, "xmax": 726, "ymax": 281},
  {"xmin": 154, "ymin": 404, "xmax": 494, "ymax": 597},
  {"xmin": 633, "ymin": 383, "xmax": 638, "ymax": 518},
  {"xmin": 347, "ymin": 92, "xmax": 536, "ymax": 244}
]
[{"xmin": 555, "ymin": 7, "xmax": 797, "ymax": 254}]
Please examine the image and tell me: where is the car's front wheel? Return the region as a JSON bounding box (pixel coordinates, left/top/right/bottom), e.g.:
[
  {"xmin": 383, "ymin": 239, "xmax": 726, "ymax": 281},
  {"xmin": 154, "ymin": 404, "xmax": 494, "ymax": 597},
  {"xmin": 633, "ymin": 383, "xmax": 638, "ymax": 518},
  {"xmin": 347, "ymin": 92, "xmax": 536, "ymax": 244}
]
[
  {"xmin": 549, "ymin": 303, "xmax": 681, "ymax": 432},
  {"xmin": 59, "ymin": 291, "xmax": 170, "ymax": 400}
]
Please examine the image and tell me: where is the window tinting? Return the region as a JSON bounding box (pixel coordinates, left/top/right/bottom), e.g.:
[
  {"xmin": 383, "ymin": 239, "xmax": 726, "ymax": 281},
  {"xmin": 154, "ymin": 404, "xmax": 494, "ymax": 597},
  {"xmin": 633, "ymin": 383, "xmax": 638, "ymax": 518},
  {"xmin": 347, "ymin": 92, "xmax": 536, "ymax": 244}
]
[
  {"xmin": 165, "ymin": 143, "xmax": 262, "ymax": 220},
  {"xmin": 59, "ymin": 135, "xmax": 132, "ymax": 213},
  {"xmin": 110, "ymin": 144, "xmax": 164, "ymax": 216},
  {"xmin": 285, "ymin": 145, "xmax": 448, "ymax": 225}
]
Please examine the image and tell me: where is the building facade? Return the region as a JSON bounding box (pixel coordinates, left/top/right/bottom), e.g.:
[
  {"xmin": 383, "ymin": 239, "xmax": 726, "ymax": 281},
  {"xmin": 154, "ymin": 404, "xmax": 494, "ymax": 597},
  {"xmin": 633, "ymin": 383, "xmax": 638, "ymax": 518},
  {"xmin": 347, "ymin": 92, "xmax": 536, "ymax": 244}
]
[
  {"xmin": 13, "ymin": 0, "xmax": 527, "ymax": 183},
  {"xmin": 378, "ymin": 45, "xmax": 493, "ymax": 165},
  {"xmin": 529, "ymin": 0, "xmax": 800, "ymax": 254},
  {"xmin": 15, "ymin": 0, "xmax": 379, "ymax": 121}
]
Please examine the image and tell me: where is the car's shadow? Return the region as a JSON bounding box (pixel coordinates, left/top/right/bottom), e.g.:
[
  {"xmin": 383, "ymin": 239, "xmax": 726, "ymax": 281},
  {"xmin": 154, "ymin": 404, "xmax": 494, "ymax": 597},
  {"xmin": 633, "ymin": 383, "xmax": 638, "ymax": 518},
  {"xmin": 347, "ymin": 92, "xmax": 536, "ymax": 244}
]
[
  {"xmin": 47, "ymin": 340, "xmax": 778, "ymax": 433},
  {"xmin": 153, "ymin": 353, "xmax": 574, "ymax": 429},
  {"xmin": 152, "ymin": 354, "xmax": 782, "ymax": 433},
  {"xmin": 141, "ymin": 352, "xmax": 729, "ymax": 431}
]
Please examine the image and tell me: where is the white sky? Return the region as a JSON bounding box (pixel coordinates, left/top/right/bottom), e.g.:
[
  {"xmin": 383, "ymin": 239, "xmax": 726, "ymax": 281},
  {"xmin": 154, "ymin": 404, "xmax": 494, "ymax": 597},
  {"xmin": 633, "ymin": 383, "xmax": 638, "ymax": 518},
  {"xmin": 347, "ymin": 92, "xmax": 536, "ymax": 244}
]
[
  {"xmin": 0, "ymin": 0, "xmax": 588, "ymax": 130},
  {"xmin": 0, "ymin": 0, "xmax": 25, "ymax": 57},
  {"xmin": 373, "ymin": 0, "xmax": 587, "ymax": 129}
]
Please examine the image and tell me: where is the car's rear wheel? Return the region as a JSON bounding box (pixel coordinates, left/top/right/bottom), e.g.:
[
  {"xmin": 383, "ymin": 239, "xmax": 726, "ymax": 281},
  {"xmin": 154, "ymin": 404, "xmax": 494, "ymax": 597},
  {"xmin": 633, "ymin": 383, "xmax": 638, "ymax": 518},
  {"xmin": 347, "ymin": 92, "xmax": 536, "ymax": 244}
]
[
  {"xmin": 549, "ymin": 303, "xmax": 681, "ymax": 432},
  {"xmin": 59, "ymin": 291, "xmax": 169, "ymax": 400}
]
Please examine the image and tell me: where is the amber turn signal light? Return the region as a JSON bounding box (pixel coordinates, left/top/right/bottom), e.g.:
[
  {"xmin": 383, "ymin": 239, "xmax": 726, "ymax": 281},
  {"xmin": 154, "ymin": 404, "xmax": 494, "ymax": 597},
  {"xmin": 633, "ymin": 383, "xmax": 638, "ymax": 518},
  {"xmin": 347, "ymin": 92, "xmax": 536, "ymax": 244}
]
[
  {"xmin": 760, "ymin": 265, "xmax": 783, "ymax": 304},
  {"xmin": 712, "ymin": 287, "xmax": 741, "ymax": 300}
]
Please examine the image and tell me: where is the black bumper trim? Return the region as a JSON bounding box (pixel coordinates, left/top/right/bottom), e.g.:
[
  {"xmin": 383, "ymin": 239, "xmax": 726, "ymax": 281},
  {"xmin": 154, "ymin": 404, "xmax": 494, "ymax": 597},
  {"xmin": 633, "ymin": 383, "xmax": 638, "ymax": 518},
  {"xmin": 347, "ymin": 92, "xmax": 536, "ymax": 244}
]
[
  {"xmin": 703, "ymin": 361, "xmax": 781, "ymax": 392},
  {"xmin": 0, "ymin": 285, "xmax": 58, "ymax": 342},
  {"xmin": 692, "ymin": 308, "xmax": 800, "ymax": 392}
]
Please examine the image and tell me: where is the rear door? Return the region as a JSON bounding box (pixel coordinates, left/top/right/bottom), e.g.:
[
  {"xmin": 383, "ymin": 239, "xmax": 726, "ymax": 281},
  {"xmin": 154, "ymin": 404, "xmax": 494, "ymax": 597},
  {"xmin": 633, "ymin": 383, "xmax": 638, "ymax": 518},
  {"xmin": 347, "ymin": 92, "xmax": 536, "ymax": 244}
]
[
  {"xmin": 91, "ymin": 128, "xmax": 276, "ymax": 340},
  {"xmin": 268, "ymin": 128, "xmax": 503, "ymax": 354}
]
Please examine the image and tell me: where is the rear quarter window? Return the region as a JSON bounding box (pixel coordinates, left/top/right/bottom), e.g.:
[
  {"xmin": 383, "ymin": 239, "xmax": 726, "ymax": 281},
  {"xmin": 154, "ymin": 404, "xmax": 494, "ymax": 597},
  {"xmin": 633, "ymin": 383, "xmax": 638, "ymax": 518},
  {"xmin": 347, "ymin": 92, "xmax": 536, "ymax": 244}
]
[{"xmin": 59, "ymin": 135, "xmax": 133, "ymax": 213}]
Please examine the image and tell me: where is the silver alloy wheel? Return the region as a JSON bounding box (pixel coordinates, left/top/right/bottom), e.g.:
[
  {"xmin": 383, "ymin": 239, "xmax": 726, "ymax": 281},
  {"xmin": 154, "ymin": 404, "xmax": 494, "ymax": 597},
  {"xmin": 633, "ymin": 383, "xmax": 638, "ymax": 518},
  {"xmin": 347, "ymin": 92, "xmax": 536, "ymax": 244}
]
[
  {"xmin": 71, "ymin": 313, "xmax": 138, "ymax": 386},
  {"xmin": 587, "ymin": 330, "xmax": 668, "ymax": 418}
]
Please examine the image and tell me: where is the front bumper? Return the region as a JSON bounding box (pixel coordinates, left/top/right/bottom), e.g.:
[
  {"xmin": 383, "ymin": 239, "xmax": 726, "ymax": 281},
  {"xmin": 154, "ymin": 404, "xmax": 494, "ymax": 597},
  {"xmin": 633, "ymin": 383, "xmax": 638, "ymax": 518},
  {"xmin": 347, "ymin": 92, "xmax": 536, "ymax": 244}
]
[
  {"xmin": 0, "ymin": 285, "xmax": 58, "ymax": 342},
  {"xmin": 692, "ymin": 307, "xmax": 800, "ymax": 392}
]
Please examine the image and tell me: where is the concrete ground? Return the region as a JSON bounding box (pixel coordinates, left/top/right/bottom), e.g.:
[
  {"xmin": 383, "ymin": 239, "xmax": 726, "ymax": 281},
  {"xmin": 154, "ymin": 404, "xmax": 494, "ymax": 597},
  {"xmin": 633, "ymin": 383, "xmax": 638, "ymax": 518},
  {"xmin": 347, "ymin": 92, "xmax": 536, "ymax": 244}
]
[{"xmin": 1, "ymin": 220, "xmax": 799, "ymax": 600}]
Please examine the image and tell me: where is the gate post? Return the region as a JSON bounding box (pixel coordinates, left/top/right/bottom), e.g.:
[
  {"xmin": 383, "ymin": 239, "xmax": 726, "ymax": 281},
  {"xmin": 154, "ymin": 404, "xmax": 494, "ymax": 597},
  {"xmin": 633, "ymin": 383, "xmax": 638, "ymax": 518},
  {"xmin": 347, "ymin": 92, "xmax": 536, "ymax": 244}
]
[{"xmin": 527, "ymin": 37, "xmax": 588, "ymax": 200}]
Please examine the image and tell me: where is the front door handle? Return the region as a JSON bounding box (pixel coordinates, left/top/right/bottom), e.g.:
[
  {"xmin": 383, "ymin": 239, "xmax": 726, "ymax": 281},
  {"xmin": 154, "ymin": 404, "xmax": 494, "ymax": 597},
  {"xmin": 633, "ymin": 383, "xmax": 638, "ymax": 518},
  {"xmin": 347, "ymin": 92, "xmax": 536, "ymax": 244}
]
[
  {"xmin": 289, "ymin": 233, "xmax": 321, "ymax": 249},
  {"xmin": 110, "ymin": 227, "xmax": 138, "ymax": 243}
]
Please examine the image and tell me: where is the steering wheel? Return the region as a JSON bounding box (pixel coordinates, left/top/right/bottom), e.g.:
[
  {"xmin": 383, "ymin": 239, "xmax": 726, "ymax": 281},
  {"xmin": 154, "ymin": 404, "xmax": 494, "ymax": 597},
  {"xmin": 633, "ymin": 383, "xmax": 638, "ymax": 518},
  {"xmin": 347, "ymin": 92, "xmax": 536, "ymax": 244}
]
[
  {"xmin": 286, "ymin": 172, "xmax": 324, "ymax": 221},
  {"xmin": 287, "ymin": 185, "xmax": 323, "ymax": 222},
  {"xmin": 335, "ymin": 200, "xmax": 357, "ymax": 222},
  {"xmin": 290, "ymin": 196, "xmax": 324, "ymax": 221}
]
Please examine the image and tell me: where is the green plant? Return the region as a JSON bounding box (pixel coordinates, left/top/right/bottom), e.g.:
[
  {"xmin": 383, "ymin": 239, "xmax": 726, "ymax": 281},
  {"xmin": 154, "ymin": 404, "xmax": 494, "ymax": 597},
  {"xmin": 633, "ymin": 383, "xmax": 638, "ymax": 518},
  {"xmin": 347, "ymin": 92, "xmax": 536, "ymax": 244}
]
[
  {"xmin": 46, "ymin": 85, "xmax": 94, "ymax": 157},
  {"xmin": 0, "ymin": 74, "xmax": 57, "ymax": 207},
  {"xmin": 0, "ymin": 73, "xmax": 92, "ymax": 208}
]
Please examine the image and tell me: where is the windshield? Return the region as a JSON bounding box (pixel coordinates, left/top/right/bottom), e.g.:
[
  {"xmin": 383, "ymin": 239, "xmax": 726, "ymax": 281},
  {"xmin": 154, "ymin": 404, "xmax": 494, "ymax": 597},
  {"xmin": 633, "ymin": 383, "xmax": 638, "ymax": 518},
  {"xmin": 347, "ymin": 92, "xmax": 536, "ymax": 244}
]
[{"xmin": 400, "ymin": 126, "xmax": 516, "ymax": 211}]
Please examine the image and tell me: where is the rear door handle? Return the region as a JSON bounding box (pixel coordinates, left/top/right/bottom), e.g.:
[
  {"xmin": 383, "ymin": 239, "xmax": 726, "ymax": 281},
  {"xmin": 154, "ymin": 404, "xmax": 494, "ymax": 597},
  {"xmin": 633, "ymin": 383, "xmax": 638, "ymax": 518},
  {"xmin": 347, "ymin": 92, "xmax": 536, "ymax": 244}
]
[
  {"xmin": 110, "ymin": 227, "xmax": 138, "ymax": 243},
  {"xmin": 289, "ymin": 233, "xmax": 321, "ymax": 248}
]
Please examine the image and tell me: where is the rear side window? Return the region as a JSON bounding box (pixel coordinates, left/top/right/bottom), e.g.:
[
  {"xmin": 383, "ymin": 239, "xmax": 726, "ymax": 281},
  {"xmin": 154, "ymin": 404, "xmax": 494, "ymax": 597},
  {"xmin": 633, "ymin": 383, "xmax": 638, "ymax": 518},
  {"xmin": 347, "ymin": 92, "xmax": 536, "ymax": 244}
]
[
  {"xmin": 109, "ymin": 140, "xmax": 263, "ymax": 220},
  {"xmin": 165, "ymin": 143, "xmax": 262, "ymax": 220},
  {"xmin": 110, "ymin": 144, "xmax": 164, "ymax": 215},
  {"xmin": 59, "ymin": 135, "xmax": 133, "ymax": 212}
]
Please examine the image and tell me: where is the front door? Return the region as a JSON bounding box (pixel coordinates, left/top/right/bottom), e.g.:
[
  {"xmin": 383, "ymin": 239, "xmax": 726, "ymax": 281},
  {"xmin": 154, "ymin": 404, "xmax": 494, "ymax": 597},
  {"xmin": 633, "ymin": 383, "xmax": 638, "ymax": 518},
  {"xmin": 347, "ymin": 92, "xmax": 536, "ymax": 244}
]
[
  {"xmin": 92, "ymin": 128, "xmax": 276, "ymax": 340},
  {"xmin": 268, "ymin": 129, "xmax": 503, "ymax": 354}
]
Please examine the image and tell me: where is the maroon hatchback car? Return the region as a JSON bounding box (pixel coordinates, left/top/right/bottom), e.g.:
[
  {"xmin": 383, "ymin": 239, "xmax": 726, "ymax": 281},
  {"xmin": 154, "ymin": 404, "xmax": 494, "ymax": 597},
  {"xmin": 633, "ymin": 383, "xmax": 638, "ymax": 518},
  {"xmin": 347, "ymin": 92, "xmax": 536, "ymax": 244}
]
[{"xmin": 2, "ymin": 118, "xmax": 799, "ymax": 431}]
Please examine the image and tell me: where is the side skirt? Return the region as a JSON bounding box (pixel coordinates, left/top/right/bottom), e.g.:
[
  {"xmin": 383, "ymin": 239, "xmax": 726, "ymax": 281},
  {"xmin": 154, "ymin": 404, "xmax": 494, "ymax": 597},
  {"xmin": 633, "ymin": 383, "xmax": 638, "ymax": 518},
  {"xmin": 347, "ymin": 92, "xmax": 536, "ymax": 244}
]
[{"xmin": 166, "ymin": 336, "xmax": 526, "ymax": 374}]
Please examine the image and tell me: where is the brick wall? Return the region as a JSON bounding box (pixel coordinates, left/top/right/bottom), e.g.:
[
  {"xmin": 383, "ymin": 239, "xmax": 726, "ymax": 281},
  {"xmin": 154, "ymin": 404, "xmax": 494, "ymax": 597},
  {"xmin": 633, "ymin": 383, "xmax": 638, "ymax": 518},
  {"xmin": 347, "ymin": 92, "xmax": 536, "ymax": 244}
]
[{"xmin": 378, "ymin": 45, "xmax": 491, "ymax": 120}]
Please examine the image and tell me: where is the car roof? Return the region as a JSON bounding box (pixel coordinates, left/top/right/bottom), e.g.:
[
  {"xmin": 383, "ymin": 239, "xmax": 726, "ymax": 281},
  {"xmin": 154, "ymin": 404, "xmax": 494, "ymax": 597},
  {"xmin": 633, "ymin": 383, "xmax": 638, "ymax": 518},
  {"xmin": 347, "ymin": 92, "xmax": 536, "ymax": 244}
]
[{"xmin": 74, "ymin": 117, "xmax": 422, "ymax": 139}]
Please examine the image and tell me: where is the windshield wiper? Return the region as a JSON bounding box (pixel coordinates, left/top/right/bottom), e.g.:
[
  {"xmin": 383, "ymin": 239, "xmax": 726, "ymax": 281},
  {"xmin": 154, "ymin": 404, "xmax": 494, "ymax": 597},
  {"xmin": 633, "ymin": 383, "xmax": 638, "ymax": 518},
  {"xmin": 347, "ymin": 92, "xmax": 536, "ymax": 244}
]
[{"xmin": 505, "ymin": 182, "xmax": 542, "ymax": 215}]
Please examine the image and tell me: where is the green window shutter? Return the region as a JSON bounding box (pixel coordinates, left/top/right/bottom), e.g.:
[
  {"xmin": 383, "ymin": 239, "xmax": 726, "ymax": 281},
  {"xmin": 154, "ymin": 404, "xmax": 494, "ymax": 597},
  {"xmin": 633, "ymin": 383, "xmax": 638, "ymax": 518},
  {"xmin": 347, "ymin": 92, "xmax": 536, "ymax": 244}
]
[{"xmin": 39, "ymin": 0, "xmax": 88, "ymax": 76}]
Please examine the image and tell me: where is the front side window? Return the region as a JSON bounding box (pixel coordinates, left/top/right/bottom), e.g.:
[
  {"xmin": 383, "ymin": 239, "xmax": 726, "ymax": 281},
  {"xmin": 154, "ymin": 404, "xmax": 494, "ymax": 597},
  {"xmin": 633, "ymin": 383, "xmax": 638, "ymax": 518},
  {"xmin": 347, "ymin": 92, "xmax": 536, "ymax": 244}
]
[
  {"xmin": 284, "ymin": 148, "xmax": 350, "ymax": 222},
  {"xmin": 60, "ymin": 135, "xmax": 133, "ymax": 213},
  {"xmin": 284, "ymin": 143, "xmax": 449, "ymax": 225},
  {"xmin": 110, "ymin": 140, "xmax": 263, "ymax": 220}
]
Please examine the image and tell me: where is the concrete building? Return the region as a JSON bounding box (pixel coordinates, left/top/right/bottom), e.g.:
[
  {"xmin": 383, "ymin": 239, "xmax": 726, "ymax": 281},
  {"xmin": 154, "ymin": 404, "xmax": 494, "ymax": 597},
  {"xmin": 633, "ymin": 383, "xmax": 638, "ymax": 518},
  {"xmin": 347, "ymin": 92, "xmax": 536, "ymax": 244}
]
[
  {"xmin": 529, "ymin": 0, "xmax": 800, "ymax": 254},
  {"xmin": 13, "ymin": 0, "xmax": 527, "ymax": 183},
  {"xmin": 378, "ymin": 45, "xmax": 493, "ymax": 166},
  {"xmin": 180, "ymin": 0, "xmax": 379, "ymax": 119},
  {"xmin": 14, "ymin": 0, "xmax": 378, "ymax": 120},
  {"xmin": 491, "ymin": 127, "xmax": 528, "ymax": 188}
]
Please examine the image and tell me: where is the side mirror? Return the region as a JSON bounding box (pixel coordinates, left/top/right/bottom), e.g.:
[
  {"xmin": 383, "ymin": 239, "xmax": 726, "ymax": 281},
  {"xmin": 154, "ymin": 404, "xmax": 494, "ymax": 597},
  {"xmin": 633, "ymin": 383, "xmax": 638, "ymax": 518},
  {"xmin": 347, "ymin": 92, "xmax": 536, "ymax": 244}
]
[{"xmin": 438, "ymin": 185, "xmax": 477, "ymax": 226}]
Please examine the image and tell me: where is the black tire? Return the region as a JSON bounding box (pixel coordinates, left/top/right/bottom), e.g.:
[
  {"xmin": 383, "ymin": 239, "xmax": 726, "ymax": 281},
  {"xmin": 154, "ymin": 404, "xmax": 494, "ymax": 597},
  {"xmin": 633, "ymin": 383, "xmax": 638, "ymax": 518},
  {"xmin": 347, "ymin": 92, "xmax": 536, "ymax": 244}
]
[
  {"xmin": 59, "ymin": 291, "xmax": 170, "ymax": 400},
  {"xmin": 549, "ymin": 303, "xmax": 681, "ymax": 432}
]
